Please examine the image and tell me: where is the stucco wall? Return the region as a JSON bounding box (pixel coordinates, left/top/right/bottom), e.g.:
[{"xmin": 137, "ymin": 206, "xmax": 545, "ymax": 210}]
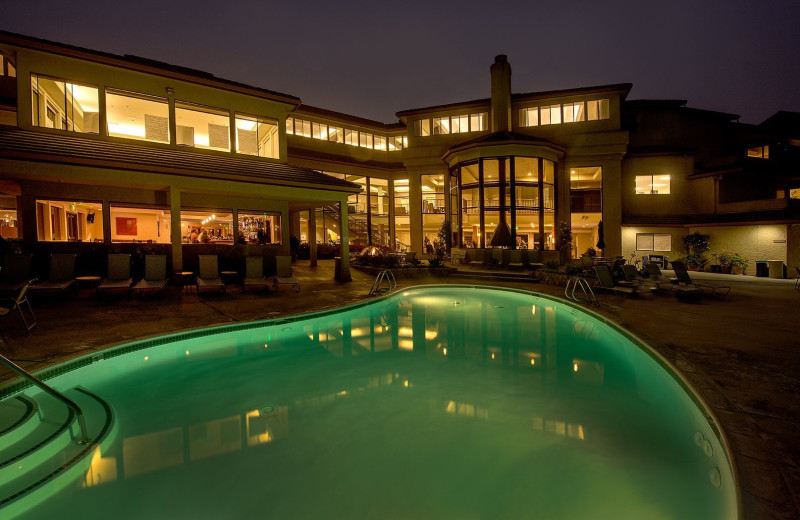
[{"xmin": 692, "ymin": 225, "xmax": 787, "ymax": 266}]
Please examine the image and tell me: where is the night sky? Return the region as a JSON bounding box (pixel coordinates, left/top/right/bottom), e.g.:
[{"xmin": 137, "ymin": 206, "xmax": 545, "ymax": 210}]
[{"xmin": 3, "ymin": 0, "xmax": 798, "ymax": 124}]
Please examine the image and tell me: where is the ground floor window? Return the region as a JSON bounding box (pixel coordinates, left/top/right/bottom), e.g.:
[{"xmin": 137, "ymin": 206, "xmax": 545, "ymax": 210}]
[
  {"xmin": 181, "ymin": 209, "xmax": 233, "ymax": 244},
  {"xmin": 636, "ymin": 233, "xmax": 672, "ymax": 252},
  {"xmin": 239, "ymin": 211, "xmax": 281, "ymax": 245},
  {"xmin": 110, "ymin": 206, "xmax": 171, "ymax": 243},
  {"xmin": 35, "ymin": 199, "xmax": 102, "ymax": 242},
  {"xmin": 570, "ymin": 166, "xmax": 603, "ymax": 257}
]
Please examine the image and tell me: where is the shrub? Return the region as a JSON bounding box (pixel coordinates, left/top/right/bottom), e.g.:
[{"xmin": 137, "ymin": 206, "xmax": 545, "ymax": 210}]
[{"xmin": 544, "ymin": 260, "xmax": 560, "ymax": 270}]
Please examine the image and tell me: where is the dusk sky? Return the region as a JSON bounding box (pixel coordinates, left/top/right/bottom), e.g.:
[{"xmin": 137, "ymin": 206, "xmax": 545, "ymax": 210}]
[{"xmin": 3, "ymin": 0, "xmax": 798, "ymax": 124}]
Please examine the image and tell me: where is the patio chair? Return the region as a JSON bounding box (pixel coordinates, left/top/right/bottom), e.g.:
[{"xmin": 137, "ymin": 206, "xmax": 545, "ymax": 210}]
[
  {"xmin": 491, "ymin": 248, "xmax": 503, "ymax": 267},
  {"xmin": 629, "ymin": 263, "xmax": 700, "ymax": 298},
  {"xmin": 527, "ymin": 250, "xmax": 544, "ymax": 270},
  {"xmin": 507, "ymin": 249, "xmax": 524, "ymax": 270},
  {"xmin": 243, "ymin": 256, "xmax": 270, "ymax": 292},
  {"xmin": 644, "ymin": 263, "xmax": 676, "ymax": 289},
  {"xmin": 196, "ymin": 255, "xmax": 225, "ymax": 292},
  {"xmin": 0, "ymin": 254, "xmax": 33, "ymax": 295},
  {"xmin": 592, "ymin": 265, "xmax": 637, "ymax": 296},
  {"xmin": 0, "ymin": 279, "xmax": 38, "ymax": 335},
  {"xmin": 133, "ymin": 255, "xmax": 168, "ymax": 294},
  {"xmin": 97, "ymin": 254, "xmax": 133, "ymax": 294},
  {"xmin": 468, "ymin": 248, "xmax": 485, "ymax": 267},
  {"xmin": 274, "ymin": 256, "xmax": 300, "ymax": 293},
  {"xmin": 30, "ymin": 254, "xmax": 76, "ymax": 293},
  {"xmin": 671, "ymin": 260, "xmax": 731, "ymax": 295}
]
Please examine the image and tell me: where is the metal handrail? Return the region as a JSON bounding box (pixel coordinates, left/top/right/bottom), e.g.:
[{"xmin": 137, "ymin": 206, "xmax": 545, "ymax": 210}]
[
  {"xmin": 369, "ymin": 269, "xmax": 397, "ymax": 296},
  {"xmin": 0, "ymin": 353, "xmax": 89, "ymax": 444},
  {"xmin": 564, "ymin": 276, "xmax": 599, "ymax": 307}
]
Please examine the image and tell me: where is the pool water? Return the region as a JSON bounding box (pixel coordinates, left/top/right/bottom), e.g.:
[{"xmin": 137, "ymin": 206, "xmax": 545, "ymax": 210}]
[{"xmin": 14, "ymin": 286, "xmax": 736, "ymax": 519}]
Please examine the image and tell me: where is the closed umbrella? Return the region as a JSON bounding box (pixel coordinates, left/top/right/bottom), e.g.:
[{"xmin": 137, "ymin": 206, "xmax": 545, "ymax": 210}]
[{"xmin": 596, "ymin": 220, "xmax": 606, "ymax": 252}]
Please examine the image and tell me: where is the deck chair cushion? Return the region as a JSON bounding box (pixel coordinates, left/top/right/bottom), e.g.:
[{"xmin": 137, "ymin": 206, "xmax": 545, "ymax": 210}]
[{"xmin": 107, "ymin": 254, "xmax": 131, "ymax": 281}]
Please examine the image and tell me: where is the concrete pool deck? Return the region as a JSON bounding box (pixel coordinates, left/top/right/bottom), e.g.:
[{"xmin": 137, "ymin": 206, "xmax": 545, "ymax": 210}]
[{"xmin": 0, "ymin": 260, "xmax": 797, "ymax": 519}]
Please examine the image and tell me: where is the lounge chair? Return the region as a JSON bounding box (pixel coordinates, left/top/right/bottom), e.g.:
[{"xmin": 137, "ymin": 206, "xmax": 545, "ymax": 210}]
[
  {"xmin": 621, "ymin": 265, "xmax": 650, "ymax": 287},
  {"xmin": 627, "ymin": 263, "xmax": 700, "ymax": 298},
  {"xmin": 592, "ymin": 265, "xmax": 637, "ymax": 295},
  {"xmin": 0, "ymin": 279, "xmax": 38, "ymax": 335},
  {"xmin": 30, "ymin": 254, "xmax": 76, "ymax": 293},
  {"xmin": 467, "ymin": 249, "xmax": 485, "ymax": 267},
  {"xmin": 450, "ymin": 248, "xmax": 467, "ymax": 265},
  {"xmin": 196, "ymin": 255, "xmax": 225, "ymax": 292},
  {"xmin": 97, "ymin": 254, "xmax": 133, "ymax": 294},
  {"xmin": 671, "ymin": 260, "xmax": 731, "ymax": 295},
  {"xmin": 0, "ymin": 254, "xmax": 33, "ymax": 295},
  {"xmin": 133, "ymin": 255, "xmax": 168, "ymax": 294},
  {"xmin": 491, "ymin": 248, "xmax": 503, "ymax": 267},
  {"xmin": 274, "ymin": 256, "xmax": 300, "ymax": 293},
  {"xmin": 527, "ymin": 250, "xmax": 544, "ymax": 270},
  {"xmin": 644, "ymin": 263, "xmax": 676, "ymax": 289},
  {"xmin": 243, "ymin": 256, "xmax": 270, "ymax": 292},
  {"xmin": 507, "ymin": 249, "xmax": 524, "ymax": 270}
]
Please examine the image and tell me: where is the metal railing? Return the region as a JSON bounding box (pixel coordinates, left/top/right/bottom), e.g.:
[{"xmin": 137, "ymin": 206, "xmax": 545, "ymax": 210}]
[
  {"xmin": 0, "ymin": 353, "xmax": 89, "ymax": 444},
  {"xmin": 564, "ymin": 276, "xmax": 599, "ymax": 307},
  {"xmin": 368, "ymin": 269, "xmax": 397, "ymax": 296}
]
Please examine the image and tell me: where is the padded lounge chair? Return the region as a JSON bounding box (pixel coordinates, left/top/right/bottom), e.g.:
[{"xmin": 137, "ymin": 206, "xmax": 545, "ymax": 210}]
[
  {"xmin": 30, "ymin": 254, "xmax": 76, "ymax": 293},
  {"xmin": 0, "ymin": 279, "xmax": 38, "ymax": 335},
  {"xmin": 274, "ymin": 256, "xmax": 300, "ymax": 293},
  {"xmin": 507, "ymin": 249, "xmax": 524, "ymax": 270},
  {"xmin": 644, "ymin": 263, "xmax": 677, "ymax": 289},
  {"xmin": 0, "ymin": 254, "xmax": 33, "ymax": 295},
  {"xmin": 243, "ymin": 256, "xmax": 270, "ymax": 292},
  {"xmin": 593, "ymin": 265, "xmax": 639, "ymax": 296},
  {"xmin": 527, "ymin": 250, "xmax": 544, "ymax": 270},
  {"xmin": 97, "ymin": 254, "xmax": 133, "ymax": 294},
  {"xmin": 196, "ymin": 255, "xmax": 225, "ymax": 292},
  {"xmin": 468, "ymin": 249, "xmax": 485, "ymax": 267},
  {"xmin": 671, "ymin": 260, "xmax": 731, "ymax": 295},
  {"xmin": 133, "ymin": 255, "xmax": 168, "ymax": 294}
]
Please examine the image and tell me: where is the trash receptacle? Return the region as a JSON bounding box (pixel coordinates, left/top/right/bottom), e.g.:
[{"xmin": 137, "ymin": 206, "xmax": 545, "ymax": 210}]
[
  {"xmin": 756, "ymin": 261, "xmax": 769, "ymax": 277},
  {"xmin": 767, "ymin": 260, "xmax": 785, "ymax": 279},
  {"xmin": 334, "ymin": 256, "xmax": 342, "ymax": 281}
]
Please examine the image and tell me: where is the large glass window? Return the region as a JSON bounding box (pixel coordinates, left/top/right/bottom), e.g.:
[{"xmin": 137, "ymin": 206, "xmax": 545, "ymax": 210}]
[
  {"xmin": 460, "ymin": 163, "xmax": 480, "ymax": 248},
  {"xmin": 388, "ymin": 136, "xmax": 404, "ymax": 151},
  {"xmin": 421, "ymin": 174, "xmax": 445, "ymax": 252},
  {"xmin": 520, "ymin": 107, "xmax": 538, "ymax": 127},
  {"xmin": 175, "ymin": 101, "xmax": 230, "ymax": 151},
  {"xmin": 36, "ymin": 199, "xmax": 103, "ymax": 242},
  {"xmin": 31, "ymin": 74, "xmax": 99, "ymax": 133},
  {"xmin": 414, "ymin": 119, "xmax": 431, "ymax": 136},
  {"xmin": 635, "ymin": 175, "xmax": 671, "ymax": 195},
  {"xmin": 235, "ymin": 114, "xmax": 279, "ymax": 158},
  {"xmin": 451, "ymin": 115, "xmax": 468, "ymax": 134},
  {"xmin": 747, "ymin": 146, "xmax": 769, "ymax": 159},
  {"xmin": 471, "ymin": 113, "xmax": 488, "ymax": 131},
  {"xmin": 570, "ymin": 166, "xmax": 602, "ymax": 257},
  {"xmin": 312, "ymin": 122, "xmax": 328, "ymax": 140},
  {"xmin": 106, "ymin": 89, "xmax": 169, "ymax": 143},
  {"xmin": 328, "ymin": 126, "xmax": 343, "ymax": 143},
  {"xmin": 370, "ymin": 178, "xmax": 390, "ymax": 247},
  {"xmin": 181, "ymin": 210, "xmax": 233, "ymax": 244},
  {"xmin": 239, "ymin": 211, "xmax": 281, "ymax": 245},
  {"xmin": 110, "ymin": 205, "xmax": 171, "ymax": 243},
  {"xmin": 586, "ymin": 99, "xmax": 610, "ymax": 121},
  {"xmin": 432, "ymin": 117, "xmax": 450, "ymax": 135},
  {"xmin": 344, "ymin": 129, "xmax": 358, "ymax": 146},
  {"xmin": 394, "ymin": 179, "xmax": 410, "ymax": 251},
  {"xmin": 562, "ymin": 102, "xmax": 585, "ymax": 123}
]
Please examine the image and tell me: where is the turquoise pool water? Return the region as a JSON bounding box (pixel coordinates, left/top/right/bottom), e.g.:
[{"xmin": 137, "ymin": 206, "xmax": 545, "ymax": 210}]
[{"xmin": 11, "ymin": 286, "xmax": 736, "ymax": 519}]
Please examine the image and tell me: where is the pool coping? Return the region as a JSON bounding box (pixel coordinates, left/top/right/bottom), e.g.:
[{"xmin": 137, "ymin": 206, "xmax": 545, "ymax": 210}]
[{"xmin": 0, "ymin": 283, "xmax": 743, "ymax": 519}]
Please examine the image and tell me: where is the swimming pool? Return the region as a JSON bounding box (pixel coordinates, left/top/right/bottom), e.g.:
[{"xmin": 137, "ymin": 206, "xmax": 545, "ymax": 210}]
[{"xmin": 3, "ymin": 285, "xmax": 738, "ymax": 519}]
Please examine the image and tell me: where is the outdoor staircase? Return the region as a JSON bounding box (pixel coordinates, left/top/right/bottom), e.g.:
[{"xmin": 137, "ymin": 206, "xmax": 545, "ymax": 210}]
[
  {"xmin": 321, "ymin": 205, "xmax": 391, "ymax": 247},
  {"xmin": 0, "ymin": 387, "xmax": 115, "ymax": 518}
]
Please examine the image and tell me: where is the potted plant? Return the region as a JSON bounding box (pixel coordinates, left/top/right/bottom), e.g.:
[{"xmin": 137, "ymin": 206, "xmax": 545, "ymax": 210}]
[
  {"xmin": 683, "ymin": 253, "xmax": 704, "ymax": 271},
  {"xmin": 729, "ymin": 251, "xmax": 749, "ymax": 275}
]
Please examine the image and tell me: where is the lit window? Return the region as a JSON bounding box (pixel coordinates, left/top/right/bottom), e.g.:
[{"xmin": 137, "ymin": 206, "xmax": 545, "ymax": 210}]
[
  {"xmin": 106, "ymin": 89, "xmax": 169, "ymax": 142},
  {"xmin": 36, "ymin": 199, "xmax": 103, "ymax": 242},
  {"xmin": 746, "ymin": 146, "xmax": 769, "ymax": 159},
  {"xmin": 635, "ymin": 175, "xmax": 671, "ymax": 195},
  {"xmin": 31, "ymin": 74, "xmax": 99, "ymax": 134},
  {"xmin": 587, "ymin": 99, "xmax": 610, "ymax": 121},
  {"xmin": 175, "ymin": 101, "xmax": 230, "ymax": 151},
  {"xmin": 235, "ymin": 114, "xmax": 279, "ymax": 158},
  {"xmin": 285, "ymin": 117, "xmax": 294, "ymax": 135},
  {"xmin": 388, "ymin": 136, "xmax": 404, "ymax": 151},
  {"xmin": 562, "ymin": 102, "xmax": 585, "ymax": 123},
  {"xmin": 239, "ymin": 211, "xmax": 281, "ymax": 245},
  {"xmin": 181, "ymin": 210, "xmax": 234, "ymax": 244},
  {"xmin": 540, "ymin": 105, "xmax": 561, "ymax": 126},
  {"xmin": 789, "ymin": 188, "xmax": 799, "ymax": 199},
  {"xmin": 328, "ymin": 126, "xmax": 343, "ymax": 143},
  {"xmin": 414, "ymin": 119, "xmax": 430, "ymax": 136},
  {"xmin": 636, "ymin": 233, "xmax": 671, "ymax": 252},
  {"xmin": 344, "ymin": 129, "xmax": 358, "ymax": 146},
  {"xmin": 432, "ymin": 117, "xmax": 450, "ymax": 135},
  {"xmin": 471, "ymin": 112, "xmax": 488, "ymax": 131},
  {"xmin": 359, "ymin": 132, "xmax": 373, "ymax": 148},
  {"xmin": 312, "ymin": 122, "xmax": 328, "ymax": 140},
  {"xmin": 295, "ymin": 119, "xmax": 311, "ymax": 137},
  {"xmin": 374, "ymin": 135, "xmax": 387, "ymax": 151},
  {"xmin": 451, "ymin": 115, "xmax": 469, "ymax": 134},
  {"xmin": 520, "ymin": 107, "xmax": 538, "ymax": 127},
  {"xmin": 110, "ymin": 205, "xmax": 171, "ymax": 243}
]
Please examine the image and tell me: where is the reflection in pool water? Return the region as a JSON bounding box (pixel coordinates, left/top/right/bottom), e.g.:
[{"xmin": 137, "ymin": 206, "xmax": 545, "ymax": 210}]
[{"xmin": 18, "ymin": 286, "xmax": 736, "ymax": 519}]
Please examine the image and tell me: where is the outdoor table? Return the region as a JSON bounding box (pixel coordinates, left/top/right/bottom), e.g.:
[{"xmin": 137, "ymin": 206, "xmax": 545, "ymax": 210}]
[{"xmin": 177, "ymin": 271, "xmax": 195, "ymax": 293}]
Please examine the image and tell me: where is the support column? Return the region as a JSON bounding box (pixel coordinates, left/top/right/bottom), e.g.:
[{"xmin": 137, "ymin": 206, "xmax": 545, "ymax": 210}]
[
  {"xmin": 169, "ymin": 188, "xmax": 182, "ymax": 271},
  {"xmin": 388, "ymin": 180, "xmax": 396, "ymax": 251},
  {"xmin": 102, "ymin": 199, "xmax": 112, "ymax": 245},
  {"xmin": 337, "ymin": 200, "xmax": 351, "ymax": 281},
  {"xmin": 309, "ymin": 207, "xmax": 318, "ymax": 267}
]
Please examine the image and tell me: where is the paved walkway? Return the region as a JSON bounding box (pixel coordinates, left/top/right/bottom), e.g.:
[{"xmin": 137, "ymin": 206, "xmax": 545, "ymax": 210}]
[{"xmin": 1, "ymin": 260, "xmax": 798, "ymax": 519}]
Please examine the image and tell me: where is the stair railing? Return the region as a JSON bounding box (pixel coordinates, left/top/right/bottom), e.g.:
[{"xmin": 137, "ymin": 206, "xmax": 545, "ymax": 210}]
[{"xmin": 368, "ymin": 269, "xmax": 397, "ymax": 296}]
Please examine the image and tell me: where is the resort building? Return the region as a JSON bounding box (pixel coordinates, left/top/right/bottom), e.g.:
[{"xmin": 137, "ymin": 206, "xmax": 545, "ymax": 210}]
[{"xmin": 1, "ymin": 30, "xmax": 798, "ymax": 274}]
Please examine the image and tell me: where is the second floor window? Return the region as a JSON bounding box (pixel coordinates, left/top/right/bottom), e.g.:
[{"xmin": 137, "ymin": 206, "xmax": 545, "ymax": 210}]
[
  {"xmin": 635, "ymin": 175, "xmax": 671, "ymax": 195},
  {"xmin": 747, "ymin": 146, "xmax": 769, "ymax": 159},
  {"xmin": 106, "ymin": 89, "xmax": 169, "ymax": 143},
  {"xmin": 175, "ymin": 101, "xmax": 230, "ymax": 151},
  {"xmin": 31, "ymin": 73, "xmax": 99, "ymax": 134}
]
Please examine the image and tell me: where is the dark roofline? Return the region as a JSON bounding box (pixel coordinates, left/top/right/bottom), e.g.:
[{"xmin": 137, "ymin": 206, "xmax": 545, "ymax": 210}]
[
  {"xmin": 294, "ymin": 104, "xmax": 405, "ymax": 132},
  {"xmin": 625, "ymin": 99, "xmax": 740, "ymax": 120},
  {"xmin": 396, "ymin": 83, "xmax": 633, "ymax": 118},
  {"xmin": 0, "ymin": 30, "xmax": 301, "ymax": 106}
]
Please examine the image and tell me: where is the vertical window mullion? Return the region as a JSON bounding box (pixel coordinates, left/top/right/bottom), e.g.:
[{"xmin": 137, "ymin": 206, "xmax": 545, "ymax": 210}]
[
  {"xmin": 538, "ymin": 158, "xmax": 544, "ymax": 251},
  {"xmin": 478, "ymin": 159, "xmax": 485, "ymax": 249}
]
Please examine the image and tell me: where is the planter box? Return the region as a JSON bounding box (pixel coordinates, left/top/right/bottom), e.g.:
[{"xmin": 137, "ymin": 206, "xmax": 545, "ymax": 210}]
[{"xmin": 352, "ymin": 265, "xmax": 456, "ymax": 278}]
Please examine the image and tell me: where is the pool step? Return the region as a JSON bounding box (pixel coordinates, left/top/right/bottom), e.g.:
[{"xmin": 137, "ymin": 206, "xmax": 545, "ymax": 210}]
[
  {"xmin": 0, "ymin": 395, "xmax": 39, "ymax": 446},
  {"xmin": 0, "ymin": 388, "xmax": 115, "ymax": 518}
]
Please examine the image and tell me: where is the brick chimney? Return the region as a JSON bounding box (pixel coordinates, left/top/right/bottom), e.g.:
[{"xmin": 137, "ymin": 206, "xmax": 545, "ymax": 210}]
[{"xmin": 490, "ymin": 55, "xmax": 512, "ymax": 133}]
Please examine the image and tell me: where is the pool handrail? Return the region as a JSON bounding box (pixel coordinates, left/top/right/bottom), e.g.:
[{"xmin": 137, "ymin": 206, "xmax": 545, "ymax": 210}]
[{"xmin": 0, "ymin": 352, "xmax": 89, "ymax": 444}]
